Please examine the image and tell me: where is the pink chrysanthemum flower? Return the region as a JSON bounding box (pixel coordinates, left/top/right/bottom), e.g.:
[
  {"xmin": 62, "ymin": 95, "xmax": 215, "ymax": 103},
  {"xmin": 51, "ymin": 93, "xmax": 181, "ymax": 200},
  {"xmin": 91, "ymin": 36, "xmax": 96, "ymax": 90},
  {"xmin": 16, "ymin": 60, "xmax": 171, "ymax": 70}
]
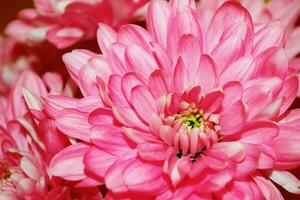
[
  {"xmin": 0, "ymin": 71, "xmax": 102, "ymax": 199},
  {"xmin": 5, "ymin": 0, "xmax": 148, "ymax": 49},
  {"xmin": 48, "ymin": 0, "xmax": 300, "ymax": 199},
  {"xmin": 198, "ymin": 0, "xmax": 300, "ymax": 97}
]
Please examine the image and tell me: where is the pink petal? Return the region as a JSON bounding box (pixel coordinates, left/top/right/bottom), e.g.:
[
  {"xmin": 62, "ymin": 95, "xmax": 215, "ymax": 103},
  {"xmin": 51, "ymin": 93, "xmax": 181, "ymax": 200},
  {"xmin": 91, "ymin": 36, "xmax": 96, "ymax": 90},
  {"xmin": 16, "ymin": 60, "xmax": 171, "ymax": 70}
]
[
  {"xmin": 159, "ymin": 125, "xmax": 176, "ymax": 146},
  {"xmin": 90, "ymin": 125, "xmax": 131, "ymax": 155},
  {"xmin": 278, "ymin": 76, "xmax": 298, "ymax": 116},
  {"xmin": 55, "ymin": 109, "xmax": 91, "ymax": 142},
  {"xmin": 20, "ymin": 157, "xmax": 40, "ymax": 181},
  {"xmin": 207, "ymin": 2, "xmax": 253, "ymax": 51},
  {"xmin": 210, "ymin": 142, "xmax": 245, "ymax": 162},
  {"xmin": 108, "ymin": 75, "xmax": 147, "ymax": 129},
  {"xmin": 84, "ymin": 147, "xmax": 118, "ymax": 179},
  {"xmin": 219, "ymin": 56, "xmax": 254, "ymax": 85},
  {"xmin": 46, "ymin": 26, "xmax": 84, "ymax": 49},
  {"xmin": 49, "ymin": 143, "xmax": 89, "ymax": 181},
  {"xmin": 177, "ymin": 34, "xmax": 202, "ymax": 73},
  {"xmin": 137, "ymin": 141, "xmax": 168, "ymax": 161},
  {"xmin": 42, "ymin": 72, "xmax": 63, "ymax": 93},
  {"xmin": 220, "ymin": 101, "xmax": 246, "ymax": 135},
  {"xmin": 39, "ymin": 119, "xmax": 70, "ymax": 159},
  {"xmin": 194, "ymin": 54, "xmax": 216, "ymax": 93},
  {"xmin": 121, "ymin": 72, "xmax": 146, "ymax": 102},
  {"xmin": 117, "ymin": 24, "xmax": 153, "ymax": 49},
  {"xmin": 237, "ymin": 121, "xmax": 279, "ymax": 144},
  {"xmin": 106, "ymin": 43, "xmax": 127, "ymax": 75},
  {"xmin": 44, "ymin": 95, "xmax": 101, "ymax": 118},
  {"xmin": 167, "ymin": 5, "xmax": 203, "ymax": 59},
  {"xmin": 105, "ymin": 157, "xmax": 133, "ymax": 193},
  {"xmin": 222, "ymin": 81, "xmax": 243, "ymax": 109},
  {"xmin": 62, "ymin": 50, "xmax": 95, "ymax": 81},
  {"xmin": 147, "ymin": 0, "xmax": 170, "ymax": 48},
  {"xmin": 130, "ymin": 85, "xmax": 158, "ymax": 124},
  {"xmin": 270, "ymin": 139, "xmax": 300, "ymax": 162},
  {"xmin": 97, "ymin": 23, "xmax": 117, "ymax": 54},
  {"xmin": 149, "ymin": 41, "xmax": 172, "ymax": 75},
  {"xmin": 173, "ymin": 57, "xmax": 191, "ymax": 93},
  {"xmin": 171, "ymin": 157, "xmax": 191, "ymax": 186},
  {"xmin": 122, "ymin": 159, "xmax": 169, "ymax": 195},
  {"xmin": 253, "ymin": 175, "xmax": 284, "ymax": 200},
  {"xmin": 253, "ymin": 21, "xmax": 285, "ymax": 56},
  {"xmin": 125, "ymin": 45, "xmax": 157, "ymax": 79},
  {"xmin": 210, "ymin": 35, "xmax": 245, "ymax": 75},
  {"xmin": 16, "ymin": 178, "xmax": 36, "ymax": 195},
  {"xmin": 201, "ymin": 90, "xmax": 224, "ymax": 113},
  {"xmin": 269, "ymin": 170, "xmax": 300, "ymax": 194},
  {"xmin": 258, "ymin": 48, "xmax": 288, "ymax": 79},
  {"xmin": 207, "ymin": 1, "xmax": 253, "ymax": 59},
  {"xmin": 88, "ymin": 108, "xmax": 115, "ymax": 126},
  {"xmin": 148, "ymin": 70, "xmax": 169, "ymax": 99}
]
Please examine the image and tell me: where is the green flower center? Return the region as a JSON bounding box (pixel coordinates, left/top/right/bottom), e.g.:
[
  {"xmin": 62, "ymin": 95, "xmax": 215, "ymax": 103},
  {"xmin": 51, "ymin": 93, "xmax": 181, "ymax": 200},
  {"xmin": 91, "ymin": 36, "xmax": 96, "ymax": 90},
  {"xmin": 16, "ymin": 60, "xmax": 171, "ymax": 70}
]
[{"xmin": 183, "ymin": 113, "xmax": 203, "ymax": 129}]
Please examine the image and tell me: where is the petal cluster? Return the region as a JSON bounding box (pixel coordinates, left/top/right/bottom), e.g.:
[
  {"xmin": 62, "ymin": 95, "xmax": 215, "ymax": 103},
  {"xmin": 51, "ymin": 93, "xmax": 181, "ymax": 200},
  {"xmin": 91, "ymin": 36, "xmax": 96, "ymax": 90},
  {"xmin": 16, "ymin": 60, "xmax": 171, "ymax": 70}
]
[
  {"xmin": 5, "ymin": 0, "xmax": 148, "ymax": 49},
  {"xmin": 1, "ymin": 0, "xmax": 300, "ymax": 199},
  {"xmin": 46, "ymin": 0, "xmax": 300, "ymax": 199}
]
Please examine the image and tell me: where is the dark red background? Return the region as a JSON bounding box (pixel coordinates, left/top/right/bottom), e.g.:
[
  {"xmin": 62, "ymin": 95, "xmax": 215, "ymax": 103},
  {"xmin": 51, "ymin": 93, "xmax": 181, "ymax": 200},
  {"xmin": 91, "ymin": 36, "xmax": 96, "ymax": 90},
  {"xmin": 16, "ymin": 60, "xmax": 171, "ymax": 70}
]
[{"xmin": 0, "ymin": 1, "xmax": 33, "ymax": 32}]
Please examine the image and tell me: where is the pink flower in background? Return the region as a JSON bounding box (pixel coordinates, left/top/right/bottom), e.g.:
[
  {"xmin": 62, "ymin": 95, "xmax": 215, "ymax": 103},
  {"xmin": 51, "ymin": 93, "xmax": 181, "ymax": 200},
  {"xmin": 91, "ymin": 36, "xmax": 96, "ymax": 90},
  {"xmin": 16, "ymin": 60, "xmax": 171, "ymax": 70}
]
[
  {"xmin": 0, "ymin": 70, "xmax": 102, "ymax": 199},
  {"xmin": 5, "ymin": 0, "xmax": 148, "ymax": 49},
  {"xmin": 198, "ymin": 0, "xmax": 300, "ymax": 85},
  {"xmin": 47, "ymin": 0, "xmax": 300, "ymax": 199},
  {"xmin": 0, "ymin": 38, "xmax": 38, "ymax": 94},
  {"xmin": 0, "ymin": 36, "xmax": 73, "ymax": 95}
]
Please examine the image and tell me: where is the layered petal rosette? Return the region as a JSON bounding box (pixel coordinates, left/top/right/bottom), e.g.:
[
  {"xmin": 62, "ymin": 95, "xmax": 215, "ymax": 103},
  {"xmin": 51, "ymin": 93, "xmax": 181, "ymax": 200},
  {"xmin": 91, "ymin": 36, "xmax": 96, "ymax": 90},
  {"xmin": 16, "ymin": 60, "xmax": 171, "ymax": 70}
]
[
  {"xmin": 198, "ymin": 0, "xmax": 300, "ymax": 96},
  {"xmin": 48, "ymin": 0, "xmax": 300, "ymax": 199},
  {"xmin": 5, "ymin": 0, "xmax": 148, "ymax": 49},
  {"xmin": 0, "ymin": 71, "xmax": 102, "ymax": 199}
]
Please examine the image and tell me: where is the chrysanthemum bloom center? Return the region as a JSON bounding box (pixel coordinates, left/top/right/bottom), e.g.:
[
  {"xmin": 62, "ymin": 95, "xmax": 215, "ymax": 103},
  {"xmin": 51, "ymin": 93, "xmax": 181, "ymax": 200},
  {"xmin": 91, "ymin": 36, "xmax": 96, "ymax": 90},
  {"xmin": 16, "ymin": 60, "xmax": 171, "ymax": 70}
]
[
  {"xmin": 160, "ymin": 96, "xmax": 221, "ymax": 160},
  {"xmin": 0, "ymin": 162, "xmax": 12, "ymax": 187}
]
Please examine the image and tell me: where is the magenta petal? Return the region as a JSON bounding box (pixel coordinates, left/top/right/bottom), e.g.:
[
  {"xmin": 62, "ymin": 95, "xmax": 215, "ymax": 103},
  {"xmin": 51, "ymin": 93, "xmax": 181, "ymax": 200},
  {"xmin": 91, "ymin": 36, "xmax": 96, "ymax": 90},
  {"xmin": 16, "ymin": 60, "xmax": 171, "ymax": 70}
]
[
  {"xmin": 195, "ymin": 55, "xmax": 216, "ymax": 93},
  {"xmin": 147, "ymin": 0, "xmax": 170, "ymax": 48},
  {"xmin": 278, "ymin": 76, "xmax": 299, "ymax": 115},
  {"xmin": 90, "ymin": 125, "xmax": 131, "ymax": 155},
  {"xmin": 84, "ymin": 147, "xmax": 118, "ymax": 179},
  {"xmin": 125, "ymin": 44, "xmax": 158, "ymax": 80},
  {"xmin": 253, "ymin": 175, "xmax": 284, "ymax": 200},
  {"xmin": 55, "ymin": 109, "xmax": 91, "ymax": 142},
  {"xmin": 130, "ymin": 85, "xmax": 158, "ymax": 124},
  {"xmin": 167, "ymin": 4, "xmax": 203, "ymax": 58},
  {"xmin": 222, "ymin": 81, "xmax": 243, "ymax": 109},
  {"xmin": 173, "ymin": 57, "xmax": 191, "ymax": 93},
  {"xmin": 97, "ymin": 23, "xmax": 117, "ymax": 54},
  {"xmin": 220, "ymin": 101, "xmax": 246, "ymax": 135},
  {"xmin": 201, "ymin": 90, "xmax": 224, "ymax": 113},
  {"xmin": 49, "ymin": 143, "xmax": 89, "ymax": 181},
  {"xmin": 138, "ymin": 141, "xmax": 168, "ymax": 161},
  {"xmin": 253, "ymin": 21, "xmax": 285, "ymax": 56},
  {"xmin": 122, "ymin": 159, "xmax": 169, "ymax": 195},
  {"xmin": 88, "ymin": 108, "xmax": 115, "ymax": 126},
  {"xmin": 237, "ymin": 121, "xmax": 279, "ymax": 144},
  {"xmin": 148, "ymin": 70, "xmax": 169, "ymax": 99},
  {"xmin": 270, "ymin": 139, "xmax": 300, "ymax": 162},
  {"xmin": 178, "ymin": 34, "xmax": 202, "ymax": 73},
  {"xmin": 117, "ymin": 24, "xmax": 153, "ymax": 49}
]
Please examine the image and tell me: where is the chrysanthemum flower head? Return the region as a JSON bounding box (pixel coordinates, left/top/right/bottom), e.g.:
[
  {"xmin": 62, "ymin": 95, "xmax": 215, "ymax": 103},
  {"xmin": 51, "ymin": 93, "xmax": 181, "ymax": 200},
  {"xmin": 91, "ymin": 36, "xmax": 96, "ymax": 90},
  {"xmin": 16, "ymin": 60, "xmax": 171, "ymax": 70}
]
[
  {"xmin": 0, "ymin": 71, "xmax": 103, "ymax": 199},
  {"xmin": 5, "ymin": 0, "xmax": 149, "ymax": 49},
  {"xmin": 48, "ymin": 0, "xmax": 300, "ymax": 199}
]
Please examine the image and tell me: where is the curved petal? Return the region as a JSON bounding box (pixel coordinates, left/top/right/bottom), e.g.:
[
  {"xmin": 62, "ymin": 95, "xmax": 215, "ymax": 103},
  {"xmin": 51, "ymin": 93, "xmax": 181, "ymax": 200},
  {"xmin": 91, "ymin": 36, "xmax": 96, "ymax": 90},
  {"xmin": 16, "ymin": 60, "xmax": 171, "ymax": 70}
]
[
  {"xmin": 220, "ymin": 101, "xmax": 246, "ymax": 135},
  {"xmin": 49, "ymin": 143, "xmax": 89, "ymax": 181}
]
